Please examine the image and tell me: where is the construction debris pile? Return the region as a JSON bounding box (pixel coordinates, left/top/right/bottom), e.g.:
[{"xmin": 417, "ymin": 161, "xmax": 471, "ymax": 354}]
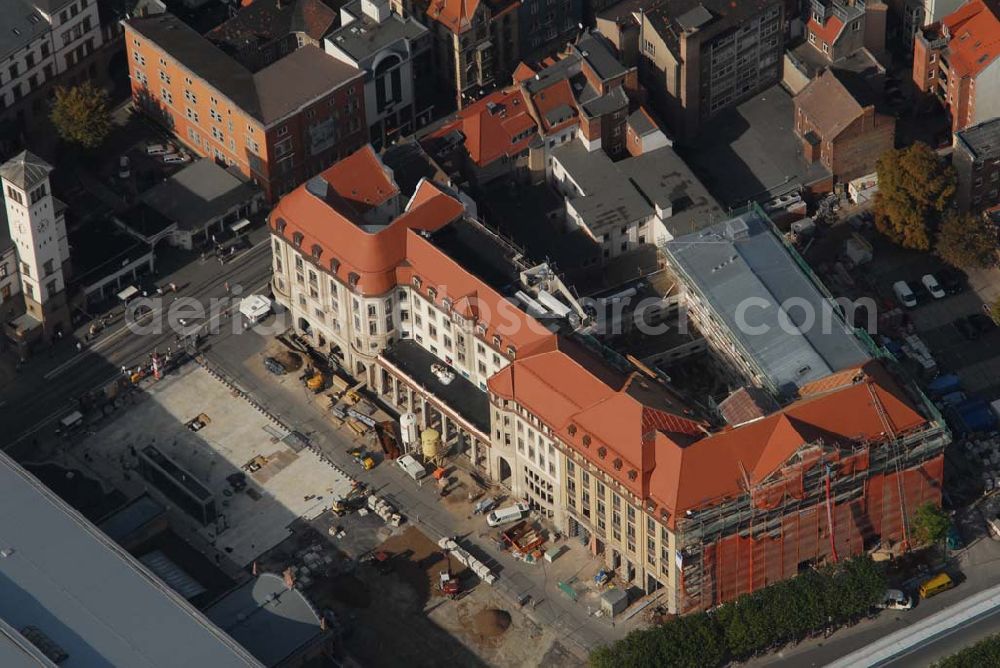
[
  {"xmin": 438, "ymin": 537, "xmax": 496, "ymax": 584},
  {"xmin": 366, "ymin": 494, "xmax": 404, "ymax": 527}
]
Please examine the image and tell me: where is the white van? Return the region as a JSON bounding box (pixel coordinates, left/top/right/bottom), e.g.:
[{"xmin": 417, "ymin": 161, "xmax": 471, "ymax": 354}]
[
  {"xmin": 893, "ymin": 281, "xmax": 917, "ymax": 308},
  {"xmin": 396, "ymin": 454, "xmax": 426, "ymax": 481},
  {"xmin": 487, "ymin": 501, "xmax": 530, "ymax": 527}
]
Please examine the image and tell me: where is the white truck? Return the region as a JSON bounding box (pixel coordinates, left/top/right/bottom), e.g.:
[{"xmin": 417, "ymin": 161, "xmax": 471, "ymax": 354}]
[{"xmin": 396, "ymin": 454, "xmax": 426, "ymax": 481}]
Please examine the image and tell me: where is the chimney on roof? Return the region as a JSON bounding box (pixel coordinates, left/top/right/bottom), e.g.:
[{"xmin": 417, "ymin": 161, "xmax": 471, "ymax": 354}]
[{"xmin": 361, "ymin": 0, "xmax": 390, "ymax": 22}]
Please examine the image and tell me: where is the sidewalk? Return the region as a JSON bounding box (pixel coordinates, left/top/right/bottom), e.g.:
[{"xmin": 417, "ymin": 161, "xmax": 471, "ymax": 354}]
[{"xmin": 203, "ymin": 330, "xmax": 630, "ymax": 658}]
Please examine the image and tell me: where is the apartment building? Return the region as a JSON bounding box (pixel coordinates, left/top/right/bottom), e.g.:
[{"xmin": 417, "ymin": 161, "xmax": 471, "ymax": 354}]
[
  {"xmin": 325, "ymin": 0, "xmax": 432, "ymax": 150},
  {"xmin": 125, "ymin": 13, "xmax": 367, "ymax": 201},
  {"xmin": 794, "ymin": 68, "xmax": 895, "ymax": 182},
  {"xmin": 0, "ymin": 0, "xmax": 104, "ymax": 129},
  {"xmin": 913, "ymin": 0, "xmax": 1000, "ymax": 133},
  {"xmin": 397, "ymin": 0, "xmax": 580, "ymax": 108},
  {"xmin": 423, "ymin": 31, "xmax": 640, "ymax": 187},
  {"xmin": 953, "ymin": 117, "xmax": 1000, "ymax": 211},
  {"xmin": 805, "ymin": 0, "xmax": 887, "ymax": 63},
  {"xmin": 637, "ymin": 0, "xmax": 784, "ymax": 141},
  {"xmin": 899, "ymin": 0, "xmax": 966, "ymax": 46}
]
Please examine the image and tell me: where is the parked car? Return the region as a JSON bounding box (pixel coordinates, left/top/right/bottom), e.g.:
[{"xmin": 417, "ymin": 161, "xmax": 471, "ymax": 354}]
[
  {"xmin": 968, "ymin": 313, "xmax": 997, "ymax": 334},
  {"xmin": 877, "ymin": 589, "xmax": 914, "ymax": 610},
  {"xmin": 919, "ymin": 572, "xmax": 954, "ymax": 599},
  {"xmin": 954, "ymin": 318, "xmax": 979, "ymax": 341},
  {"xmin": 145, "ymin": 143, "xmax": 169, "ymax": 156},
  {"xmin": 263, "ymin": 356, "xmax": 286, "ymax": 375},
  {"xmin": 118, "ymin": 155, "xmax": 131, "ymax": 179},
  {"xmin": 163, "ymin": 152, "xmax": 191, "ymax": 164},
  {"xmin": 893, "ymin": 281, "xmax": 917, "ymax": 308},
  {"xmin": 922, "ymin": 274, "xmax": 946, "ymax": 299}
]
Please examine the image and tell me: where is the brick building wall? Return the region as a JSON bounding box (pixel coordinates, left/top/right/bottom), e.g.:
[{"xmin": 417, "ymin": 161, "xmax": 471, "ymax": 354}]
[{"xmin": 829, "ymin": 111, "xmax": 895, "ymax": 181}]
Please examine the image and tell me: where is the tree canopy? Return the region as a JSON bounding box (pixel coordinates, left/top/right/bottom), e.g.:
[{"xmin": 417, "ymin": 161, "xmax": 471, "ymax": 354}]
[
  {"xmin": 911, "ymin": 502, "xmax": 950, "ymax": 546},
  {"xmin": 936, "ymin": 211, "xmax": 998, "ymax": 269},
  {"xmin": 589, "ymin": 557, "xmax": 887, "ymax": 668},
  {"xmin": 874, "ymin": 143, "xmax": 956, "ymax": 250},
  {"xmin": 934, "ymin": 633, "xmax": 1000, "ymax": 667},
  {"xmin": 50, "ymin": 82, "xmax": 112, "ymax": 150}
]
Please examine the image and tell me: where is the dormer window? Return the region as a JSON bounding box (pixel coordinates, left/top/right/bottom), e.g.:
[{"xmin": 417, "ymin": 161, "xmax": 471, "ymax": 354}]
[
  {"xmin": 348, "ymin": 272, "xmax": 360, "ymax": 288},
  {"xmin": 330, "ymin": 258, "xmax": 340, "ymax": 273},
  {"xmin": 292, "ymin": 231, "xmax": 304, "ymax": 247},
  {"xmin": 311, "ymin": 244, "xmax": 323, "ymax": 259},
  {"xmin": 597, "ymin": 446, "xmax": 607, "ymax": 459},
  {"xmin": 427, "ymin": 287, "xmax": 438, "ymax": 300},
  {"xmin": 274, "ymin": 217, "xmax": 287, "ymax": 234},
  {"xmin": 442, "ymin": 297, "xmax": 452, "ymax": 311},
  {"xmin": 475, "ymin": 322, "xmax": 487, "ymax": 336},
  {"xmin": 582, "ymin": 435, "xmax": 591, "ymax": 447},
  {"xmin": 412, "ymin": 276, "xmax": 422, "ymax": 289},
  {"xmin": 613, "ymin": 458, "xmax": 622, "ymax": 470},
  {"xmin": 567, "ymin": 424, "xmax": 577, "ymax": 436},
  {"xmin": 628, "ymin": 470, "xmax": 638, "ymax": 481},
  {"xmin": 492, "ymin": 335, "xmax": 501, "ymax": 347},
  {"xmin": 506, "ymin": 345, "xmax": 516, "ymax": 359}
]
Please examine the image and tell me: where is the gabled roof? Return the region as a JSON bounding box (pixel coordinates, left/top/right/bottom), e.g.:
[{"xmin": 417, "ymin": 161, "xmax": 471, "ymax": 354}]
[
  {"xmin": 795, "ymin": 68, "xmax": 873, "ymax": 139},
  {"xmin": 808, "ymin": 14, "xmax": 844, "ymax": 44},
  {"xmin": 941, "ymin": 0, "xmax": 1000, "ymax": 79},
  {"xmin": 0, "ymin": 151, "xmax": 51, "ymax": 191},
  {"xmin": 321, "ymin": 145, "xmax": 399, "ymax": 215},
  {"xmin": 488, "ymin": 337, "xmax": 708, "ymax": 497},
  {"xmin": 648, "ymin": 364, "xmax": 928, "ymax": 524},
  {"xmin": 423, "ymin": 88, "xmax": 536, "ymax": 166}
]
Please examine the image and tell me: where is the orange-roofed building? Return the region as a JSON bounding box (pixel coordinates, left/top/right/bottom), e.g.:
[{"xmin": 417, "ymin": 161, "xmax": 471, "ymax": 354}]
[
  {"xmin": 394, "ymin": 0, "xmax": 581, "ymax": 109},
  {"xmin": 914, "ymin": 0, "xmax": 1000, "ymax": 132},
  {"xmin": 488, "ymin": 337, "xmax": 948, "ymax": 610},
  {"xmin": 803, "ymin": 0, "xmax": 887, "ymax": 65}
]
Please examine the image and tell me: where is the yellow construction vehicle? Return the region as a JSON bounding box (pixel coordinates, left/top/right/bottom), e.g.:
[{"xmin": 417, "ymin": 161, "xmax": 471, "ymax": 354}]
[{"xmin": 306, "ymin": 372, "xmax": 326, "ymax": 393}]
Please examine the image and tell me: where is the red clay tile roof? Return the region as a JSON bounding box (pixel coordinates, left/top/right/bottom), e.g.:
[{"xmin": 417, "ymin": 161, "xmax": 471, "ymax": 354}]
[
  {"xmin": 528, "ymin": 78, "xmax": 579, "ymax": 133},
  {"xmin": 322, "ymin": 145, "xmax": 399, "ymax": 215},
  {"xmin": 648, "ymin": 365, "xmax": 928, "ymax": 525},
  {"xmin": 488, "ymin": 338, "xmax": 708, "ymax": 497},
  {"xmin": 425, "ymin": 88, "xmax": 536, "ymax": 167},
  {"xmin": 271, "ymin": 152, "xmax": 463, "ymax": 295},
  {"xmin": 808, "ymin": 15, "xmax": 844, "ymax": 45},
  {"xmin": 941, "ymin": 0, "xmax": 1000, "ymax": 78}
]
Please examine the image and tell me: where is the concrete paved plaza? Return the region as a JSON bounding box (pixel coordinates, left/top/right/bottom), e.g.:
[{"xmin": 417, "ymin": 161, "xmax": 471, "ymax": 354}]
[{"xmin": 72, "ymin": 364, "xmax": 355, "ymax": 566}]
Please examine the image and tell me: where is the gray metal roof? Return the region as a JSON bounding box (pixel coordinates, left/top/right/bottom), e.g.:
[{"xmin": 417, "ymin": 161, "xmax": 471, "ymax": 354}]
[
  {"xmin": 0, "ymin": 0, "xmax": 50, "ymax": 61},
  {"xmin": 664, "ymin": 209, "xmax": 870, "ymax": 395},
  {"xmin": 206, "ymin": 574, "xmax": 324, "ymax": 667},
  {"xmin": 955, "ymin": 117, "xmax": 1000, "ymax": 162},
  {"xmin": 0, "ymin": 618, "xmax": 58, "ymax": 667},
  {"xmin": 140, "ymin": 159, "xmax": 258, "ymax": 231},
  {"xmin": 573, "ymin": 31, "xmax": 627, "ymax": 81},
  {"xmin": 0, "ymin": 151, "xmax": 51, "ymax": 191},
  {"xmin": 0, "ymin": 452, "xmax": 262, "ymax": 668},
  {"xmin": 325, "ymin": 1, "xmax": 427, "ymax": 64}
]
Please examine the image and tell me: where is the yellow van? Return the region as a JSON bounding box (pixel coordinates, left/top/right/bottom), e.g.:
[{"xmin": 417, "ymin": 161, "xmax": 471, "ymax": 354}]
[{"xmin": 919, "ymin": 573, "xmax": 954, "ymax": 599}]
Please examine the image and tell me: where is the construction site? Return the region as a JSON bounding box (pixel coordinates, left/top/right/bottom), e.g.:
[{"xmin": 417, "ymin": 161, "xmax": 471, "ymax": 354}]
[{"xmin": 675, "ymin": 388, "xmax": 950, "ymax": 613}]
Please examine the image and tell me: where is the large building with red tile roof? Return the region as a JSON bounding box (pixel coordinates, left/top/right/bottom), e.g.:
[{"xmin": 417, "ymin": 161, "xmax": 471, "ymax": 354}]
[
  {"xmin": 270, "ymin": 146, "xmax": 948, "ymax": 614},
  {"xmin": 913, "ymin": 0, "xmax": 1000, "ymax": 132}
]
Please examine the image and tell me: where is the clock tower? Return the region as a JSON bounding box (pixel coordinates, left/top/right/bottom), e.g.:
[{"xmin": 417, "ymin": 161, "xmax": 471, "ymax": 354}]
[{"xmin": 1, "ymin": 151, "xmax": 71, "ymax": 348}]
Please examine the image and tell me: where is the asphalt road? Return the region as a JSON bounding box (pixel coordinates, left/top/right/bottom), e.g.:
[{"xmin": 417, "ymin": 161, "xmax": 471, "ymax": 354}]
[
  {"xmin": 0, "ymin": 235, "xmax": 272, "ymax": 449},
  {"xmin": 879, "ymin": 603, "xmax": 1000, "ymax": 667}
]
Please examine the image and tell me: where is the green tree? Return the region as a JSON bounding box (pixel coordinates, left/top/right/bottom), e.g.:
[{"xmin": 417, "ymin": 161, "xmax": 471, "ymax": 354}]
[
  {"xmin": 874, "ymin": 143, "xmax": 956, "ymax": 250},
  {"xmin": 50, "ymin": 82, "xmax": 112, "ymax": 149},
  {"xmin": 934, "ymin": 633, "xmax": 1000, "ymax": 667},
  {"xmin": 911, "ymin": 501, "xmax": 950, "ymax": 547},
  {"xmin": 936, "ymin": 211, "xmax": 998, "ymax": 269}
]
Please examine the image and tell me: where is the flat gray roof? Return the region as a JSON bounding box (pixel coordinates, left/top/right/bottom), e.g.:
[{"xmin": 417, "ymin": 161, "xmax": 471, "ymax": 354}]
[
  {"xmin": 0, "ymin": 452, "xmax": 261, "ymax": 668},
  {"xmin": 664, "ymin": 209, "xmax": 870, "ymax": 394},
  {"xmin": 554, "ymin": 141, "xmax": 723, "ymax": 236},
  {"xmin": 140, "ymin": 159, "xmax": 258, "ymax": 231},
  {"xmin": 326, "ymin": 1, "xmax": 427, "ymax": 64},
  {"xmin": 956, "ymin": 117, "xmax": 1000, "ymax": 161},
  {"xmin": 0, "ymin": 0, "xmax": 50, "ymax": 61},
  {"xmin": 206, "ymin": 574, "xmax": 324, "ymax": 667}
]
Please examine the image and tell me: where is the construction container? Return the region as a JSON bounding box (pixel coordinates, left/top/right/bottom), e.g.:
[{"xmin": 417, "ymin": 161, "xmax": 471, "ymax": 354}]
[{"xmin": 421, "ymin": 428, "xmax": 441, "ymax": 461}]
